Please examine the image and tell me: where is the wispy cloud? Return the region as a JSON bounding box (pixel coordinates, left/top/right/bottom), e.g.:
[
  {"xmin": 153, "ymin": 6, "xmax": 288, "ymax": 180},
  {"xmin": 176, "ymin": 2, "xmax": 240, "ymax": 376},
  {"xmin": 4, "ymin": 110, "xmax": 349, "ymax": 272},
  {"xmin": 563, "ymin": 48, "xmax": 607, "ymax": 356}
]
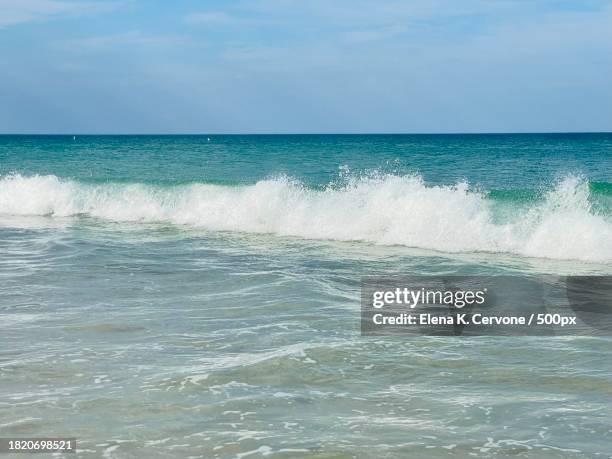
[
  {"xmin": 185, "ymin": 11, "xmax": 237, "ymax": 25},
  {"xmin": 55, "ymin": 31, "xmax": 190, "ymax": 52},
  {"xmin": 342, "ymin": 25, "xmax": 407, "ymax": 44},
  {"xmin": 0, "ymin": 0, "xmax": 117, "ymax": 28},
  {"xmin": 184, "ymin": 10, "xmax": 277, "ymax": 27},
  {"xmin": 229, "ymin": 0, "xmax": 515, "ymax": 28}
]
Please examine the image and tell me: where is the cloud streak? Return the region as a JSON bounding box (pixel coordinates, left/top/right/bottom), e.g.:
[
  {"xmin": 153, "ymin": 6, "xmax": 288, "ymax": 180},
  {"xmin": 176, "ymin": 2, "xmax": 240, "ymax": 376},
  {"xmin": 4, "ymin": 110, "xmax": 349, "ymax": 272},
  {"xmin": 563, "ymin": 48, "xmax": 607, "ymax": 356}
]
[
  {"xmin": 0, "ymin": 0, "xmax": 117, "ymax": 28},
  {"xmin": 56, "ymin": 31, "xmax": 190, "ymax": 53},
  {"xmin": 185, "ymin": 11, "xmax": 237, "ymax": 25}
]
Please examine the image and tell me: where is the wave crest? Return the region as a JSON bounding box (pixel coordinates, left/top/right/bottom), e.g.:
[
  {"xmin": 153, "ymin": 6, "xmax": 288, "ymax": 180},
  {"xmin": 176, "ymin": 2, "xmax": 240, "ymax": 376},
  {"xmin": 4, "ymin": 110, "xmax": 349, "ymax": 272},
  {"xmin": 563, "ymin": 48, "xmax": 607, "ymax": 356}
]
[{"xmin": 0, "ymin": 173, "xmax": 610, "ymax": 263}]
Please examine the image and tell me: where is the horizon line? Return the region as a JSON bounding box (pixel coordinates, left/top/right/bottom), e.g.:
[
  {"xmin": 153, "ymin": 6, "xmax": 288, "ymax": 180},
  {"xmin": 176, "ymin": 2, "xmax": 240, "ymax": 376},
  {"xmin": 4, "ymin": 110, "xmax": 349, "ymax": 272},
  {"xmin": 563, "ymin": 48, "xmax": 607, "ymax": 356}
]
[{"xmin": 1, "ymin": 131, "xmax": 611, "ymax": 136}]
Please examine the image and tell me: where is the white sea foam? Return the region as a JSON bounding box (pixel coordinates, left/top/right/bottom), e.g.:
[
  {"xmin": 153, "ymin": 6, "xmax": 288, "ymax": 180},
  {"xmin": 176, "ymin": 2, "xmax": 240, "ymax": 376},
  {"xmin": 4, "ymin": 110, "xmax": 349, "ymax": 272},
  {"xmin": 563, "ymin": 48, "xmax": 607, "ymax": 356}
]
[{"xmin": 0, "ymin": 173, "xmax": 610, "ymax": 262}]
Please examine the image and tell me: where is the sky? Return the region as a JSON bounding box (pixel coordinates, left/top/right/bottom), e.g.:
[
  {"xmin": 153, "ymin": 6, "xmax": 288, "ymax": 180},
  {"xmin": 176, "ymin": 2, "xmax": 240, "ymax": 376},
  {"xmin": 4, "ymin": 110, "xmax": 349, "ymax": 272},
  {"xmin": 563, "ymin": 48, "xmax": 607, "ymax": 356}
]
[{"xmin": 1, "ymin": 0, "xmax": 611, "ymax": 133}]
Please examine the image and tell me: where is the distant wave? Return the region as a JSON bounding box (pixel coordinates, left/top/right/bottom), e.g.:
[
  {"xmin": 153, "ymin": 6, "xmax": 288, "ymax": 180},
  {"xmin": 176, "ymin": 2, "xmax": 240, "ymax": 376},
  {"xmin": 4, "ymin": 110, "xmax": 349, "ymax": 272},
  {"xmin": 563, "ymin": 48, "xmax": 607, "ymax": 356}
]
[{"xmin": 0, "ymin": 173, "xmax": 610, "ymax": 263}]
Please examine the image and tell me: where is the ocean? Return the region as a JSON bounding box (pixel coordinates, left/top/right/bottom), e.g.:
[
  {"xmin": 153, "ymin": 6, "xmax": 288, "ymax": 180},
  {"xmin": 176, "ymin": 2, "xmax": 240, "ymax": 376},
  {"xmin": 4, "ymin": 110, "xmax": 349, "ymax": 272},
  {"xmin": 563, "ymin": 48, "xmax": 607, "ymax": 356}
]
[{"xmin": 1, "ymin": 134, "xmax": 611, "ymax": 458}]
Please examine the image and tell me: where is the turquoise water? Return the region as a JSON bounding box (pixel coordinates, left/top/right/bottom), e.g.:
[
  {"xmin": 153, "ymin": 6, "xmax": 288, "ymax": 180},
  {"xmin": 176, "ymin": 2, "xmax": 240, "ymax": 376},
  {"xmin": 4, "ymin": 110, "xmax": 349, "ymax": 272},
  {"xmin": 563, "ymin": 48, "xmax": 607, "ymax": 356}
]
[{"xmin": 1, "ymin": 134, "xmax": 611, "ymax": 458}]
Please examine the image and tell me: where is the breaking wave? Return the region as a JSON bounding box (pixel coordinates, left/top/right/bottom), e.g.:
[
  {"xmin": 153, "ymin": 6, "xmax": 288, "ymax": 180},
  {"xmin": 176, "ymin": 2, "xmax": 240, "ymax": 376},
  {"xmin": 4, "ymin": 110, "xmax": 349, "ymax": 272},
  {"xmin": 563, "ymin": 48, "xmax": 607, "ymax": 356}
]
[{"xmin": 0, "ymin": 173, "xmax": 610, "ymax": 263}]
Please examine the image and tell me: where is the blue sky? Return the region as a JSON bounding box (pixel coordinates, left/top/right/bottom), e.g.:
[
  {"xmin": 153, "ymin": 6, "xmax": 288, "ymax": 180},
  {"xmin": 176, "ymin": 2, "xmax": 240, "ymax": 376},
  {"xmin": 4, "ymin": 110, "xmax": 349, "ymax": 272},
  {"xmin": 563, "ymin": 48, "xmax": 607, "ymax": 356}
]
[{"xmin": 1, "ymin": 0, "xmax": 611, "ymax": 133}]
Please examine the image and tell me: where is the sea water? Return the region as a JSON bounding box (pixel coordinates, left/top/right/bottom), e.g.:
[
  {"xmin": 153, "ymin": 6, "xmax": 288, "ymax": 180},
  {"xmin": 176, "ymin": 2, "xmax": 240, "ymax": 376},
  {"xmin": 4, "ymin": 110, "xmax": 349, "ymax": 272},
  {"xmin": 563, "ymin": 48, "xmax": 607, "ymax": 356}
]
[{"xmin": 1, "ymin": 134, "xmax": 611, "ymax": 458}]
